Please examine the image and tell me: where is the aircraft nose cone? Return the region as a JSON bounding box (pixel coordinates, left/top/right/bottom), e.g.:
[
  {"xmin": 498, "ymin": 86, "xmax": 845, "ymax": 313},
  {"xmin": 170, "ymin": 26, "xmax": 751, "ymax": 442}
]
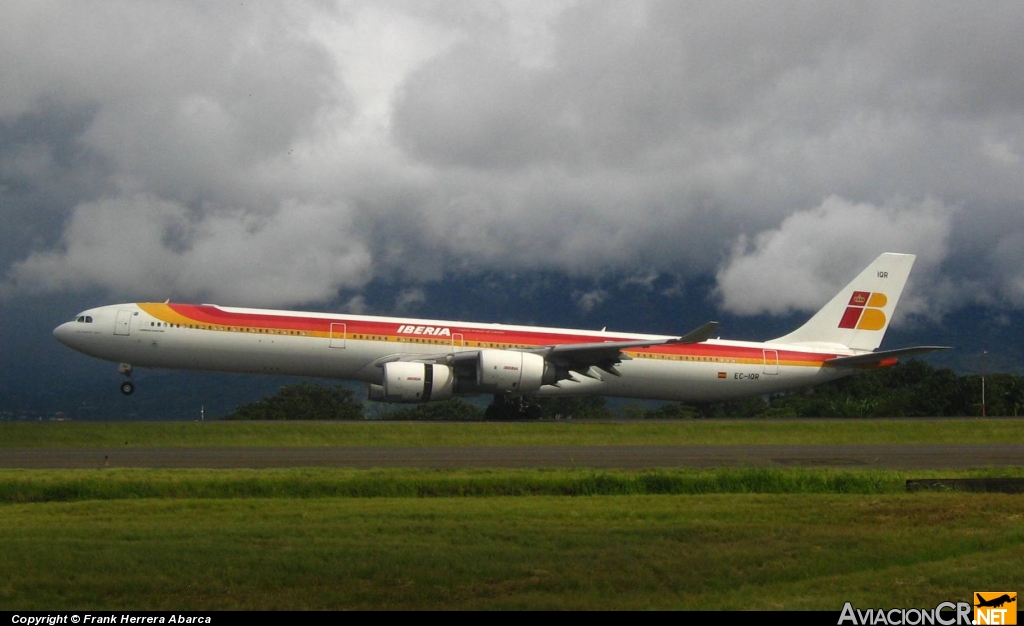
[{"xmin": 53, "ymin": 322, "xmax": 73, "ymax": 346}]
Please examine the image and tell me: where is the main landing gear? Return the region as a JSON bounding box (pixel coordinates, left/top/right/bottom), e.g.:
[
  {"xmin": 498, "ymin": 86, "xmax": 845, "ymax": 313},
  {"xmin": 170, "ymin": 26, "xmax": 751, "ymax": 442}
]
[
  {"xmin": 118, "ymin": 362, "xmax": 134, "ymax": 396},
  {"xmin": 484, "ymin": 394, "xmax": 544, "ymax": 420}
]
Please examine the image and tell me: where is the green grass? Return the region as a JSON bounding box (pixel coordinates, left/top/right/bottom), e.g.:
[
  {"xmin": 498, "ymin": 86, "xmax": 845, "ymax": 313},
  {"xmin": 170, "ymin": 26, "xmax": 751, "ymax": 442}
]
[
  {"xmin": 1, "ymin": 467, "xmax": 1023, "ymax": 503},
  {"xmin": 2, "ymin": 492, "xmax": 1021, "ymax": 610},
  {"xmin": 3, "ymin": 418, "xmax": 1024, "ymax": 447},
  {"xmin": 2, "ymin": 420, "xmax": 1021, "ymax": 610}
]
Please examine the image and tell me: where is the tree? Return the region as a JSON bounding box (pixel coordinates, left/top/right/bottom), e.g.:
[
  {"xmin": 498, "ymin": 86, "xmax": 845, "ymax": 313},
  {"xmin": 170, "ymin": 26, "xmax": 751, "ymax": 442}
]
[
  {"xmin": 530, "ymin": 395, "xmax": 614, "ymax": 419},
  {"xmin": 385, "ymin": 399, "xmax": 484, "ymax": 421},
  {"xmin": 224, "ymin": 383, "xmax": 363, "ymax": 420},
  {"xmin": 642, "ymin": 403, "xmax": 701, "ymax": 419}
]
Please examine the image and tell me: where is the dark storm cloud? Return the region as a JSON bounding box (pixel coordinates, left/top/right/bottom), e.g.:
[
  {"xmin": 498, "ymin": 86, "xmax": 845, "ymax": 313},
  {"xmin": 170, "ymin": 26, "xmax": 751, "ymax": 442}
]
[
  {"xmin": 1, "ymin": 1, "xmax": 1023, "ymax": 318},
  {"xmin": 0, "ymin": 100, "xmax": 113, "ymax": 267},
  {"xmin": 390, "ymin": 1, "xmax": 1024, "ymax": 313}
]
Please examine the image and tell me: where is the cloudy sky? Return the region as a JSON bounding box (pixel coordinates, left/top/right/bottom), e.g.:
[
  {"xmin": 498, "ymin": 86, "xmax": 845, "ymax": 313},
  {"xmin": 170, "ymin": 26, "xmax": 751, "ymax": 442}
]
[{"xmin": 3, "ymin": 1, "xmax": 1024, "ymax": 412}]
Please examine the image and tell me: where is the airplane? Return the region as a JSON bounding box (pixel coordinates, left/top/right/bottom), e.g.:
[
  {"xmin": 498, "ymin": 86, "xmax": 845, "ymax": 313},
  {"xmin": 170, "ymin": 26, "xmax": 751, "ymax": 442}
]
[{"xmin": 53, "ymin": 252, "xmax": 947, "ymax": 413}]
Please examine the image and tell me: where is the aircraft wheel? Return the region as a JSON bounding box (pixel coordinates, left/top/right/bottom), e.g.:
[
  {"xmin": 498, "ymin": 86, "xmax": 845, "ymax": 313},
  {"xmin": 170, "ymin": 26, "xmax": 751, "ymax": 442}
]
[{"xmin": 120, "ymin": 381, "xmax": 135, "ymax": 396}]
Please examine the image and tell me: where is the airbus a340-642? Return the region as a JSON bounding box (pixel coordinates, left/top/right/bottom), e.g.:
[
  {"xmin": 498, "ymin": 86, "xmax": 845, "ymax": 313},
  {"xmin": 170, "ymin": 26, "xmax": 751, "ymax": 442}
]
[{"xmin": 54, "ymin": 253, "xmax": 947, "ymax": 412}]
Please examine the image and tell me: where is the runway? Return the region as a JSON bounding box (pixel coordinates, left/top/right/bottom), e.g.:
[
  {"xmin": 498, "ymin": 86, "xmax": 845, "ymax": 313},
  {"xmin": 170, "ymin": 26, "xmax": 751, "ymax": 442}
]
[{"xmin": 2, "ymin": 444, "xmax": 1023, "ymax": 469}]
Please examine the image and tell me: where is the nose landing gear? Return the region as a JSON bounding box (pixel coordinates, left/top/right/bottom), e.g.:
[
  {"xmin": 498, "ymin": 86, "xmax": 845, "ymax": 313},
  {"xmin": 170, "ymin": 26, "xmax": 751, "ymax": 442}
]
[{"xmin": 118, "ymin": 362, "xmax": 134, "ymax": 396}]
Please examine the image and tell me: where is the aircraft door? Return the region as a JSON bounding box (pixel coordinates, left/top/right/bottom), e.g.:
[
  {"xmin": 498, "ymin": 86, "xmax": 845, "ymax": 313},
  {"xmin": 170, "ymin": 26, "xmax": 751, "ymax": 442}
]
[
  {"xmin": 451, "ymin": 333, "xmax": 464, "ymax": 354},
  {"xmin": 763, "ymin": 349, "xmax": 779, "ymax": 375},
  {"xmin": 330, "ymin": 323, "xmax": 346, "ymax": 348},
  {"xmin": 115, "ymin": 310, "xmax": 133, "ymax": 336}
]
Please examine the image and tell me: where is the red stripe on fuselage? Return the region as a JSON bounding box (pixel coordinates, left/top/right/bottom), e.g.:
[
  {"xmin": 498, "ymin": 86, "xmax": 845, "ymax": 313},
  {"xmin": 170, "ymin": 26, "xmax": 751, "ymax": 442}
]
[
  {"xmin": 167, "ymin": 304, "xmax": 325, "ymax": 332},
  {"xmin": 158, "ymin": 303, "xmax": 834, "ymax": 365}
]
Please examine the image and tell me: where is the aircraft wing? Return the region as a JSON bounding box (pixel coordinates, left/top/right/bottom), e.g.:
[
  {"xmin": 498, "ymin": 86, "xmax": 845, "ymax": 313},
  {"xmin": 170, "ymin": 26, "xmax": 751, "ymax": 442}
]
[
  {"xmin": 825, "ymin": 346, "xmax": 950, "ymax": 368},
  {"xmin": 384, "ymin": 321, "xmax": 720, "ymax": 378},
  {"xmin": 525, "ymin": 321, "xmax": 719, "ymax": 374}
]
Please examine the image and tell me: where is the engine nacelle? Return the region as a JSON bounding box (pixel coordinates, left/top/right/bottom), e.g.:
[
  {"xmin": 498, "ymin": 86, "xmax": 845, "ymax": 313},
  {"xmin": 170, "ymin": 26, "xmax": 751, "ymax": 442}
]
[
  {"xmin": 476, "ymin": 349, "xmax": 553, "ymax": 394},
  {"xmin": 368, "ymin": 362, "xmax": 455, "ymax": 403}
]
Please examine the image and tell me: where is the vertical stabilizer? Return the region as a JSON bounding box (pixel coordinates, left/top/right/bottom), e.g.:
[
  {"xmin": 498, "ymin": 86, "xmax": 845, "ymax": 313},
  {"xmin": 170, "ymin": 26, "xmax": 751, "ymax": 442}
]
[{"xmin": 769, "ymin": 253, "xmax": 916, "ymax": 351}]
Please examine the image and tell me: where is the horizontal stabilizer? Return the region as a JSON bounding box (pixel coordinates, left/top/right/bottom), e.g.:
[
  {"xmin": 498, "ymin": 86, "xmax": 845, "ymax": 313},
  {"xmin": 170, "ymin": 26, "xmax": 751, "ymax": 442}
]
[{"xmin": 825, "ymin": 346, "xmax": 950, "ymax": 367}]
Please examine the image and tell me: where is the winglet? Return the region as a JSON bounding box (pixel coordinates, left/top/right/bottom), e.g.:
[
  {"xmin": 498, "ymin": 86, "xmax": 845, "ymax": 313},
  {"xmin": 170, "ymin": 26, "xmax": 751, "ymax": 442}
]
[{"xmin": 670, "ymin": 321, "xmax": 720, "ymax": 345}]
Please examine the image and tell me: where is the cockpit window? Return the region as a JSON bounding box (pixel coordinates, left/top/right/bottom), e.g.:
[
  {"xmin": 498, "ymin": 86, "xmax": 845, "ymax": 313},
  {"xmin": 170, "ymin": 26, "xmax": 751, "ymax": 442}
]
[{"xmin": 75, "ymin": 316, "xmax": 94, "ymax": 323}]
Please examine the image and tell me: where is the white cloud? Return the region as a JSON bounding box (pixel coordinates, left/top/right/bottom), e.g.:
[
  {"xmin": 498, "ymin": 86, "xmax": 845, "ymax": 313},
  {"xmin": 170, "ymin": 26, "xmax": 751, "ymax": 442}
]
[
  {"xmin": 992, "ymin": 232, "xmax": 1024, "ymax": 308},
  {"xmin": 2, "ymin": 194, "xmax": 372, "ymax": 307},
  {"xmin": 982, "ymin": 139, "xmax": 1021, "ymax": 167},
  {"xmin": 341, "ymin": 295, "xmax": 368, "ymax": 315},
  {"xmin": 394, "ymin": 287, "xmax": 426, "ymax": 313},
  {"xmin": 573, "ymin": 289, "xmax": 608, "ymax": 313},
  {"xmin": 714, "ymin": 196, "xmax": 954, "ymax": 316}
]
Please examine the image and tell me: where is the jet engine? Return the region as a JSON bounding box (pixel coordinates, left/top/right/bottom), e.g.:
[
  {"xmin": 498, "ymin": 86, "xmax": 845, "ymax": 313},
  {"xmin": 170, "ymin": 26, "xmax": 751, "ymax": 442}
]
[
  {"xmin": 367, "ymin": 361, "xmax": 455, "ymax": 403},
  {"xmin": 476, "ymin": 349, "xmax": 555, "ymax": 394}
]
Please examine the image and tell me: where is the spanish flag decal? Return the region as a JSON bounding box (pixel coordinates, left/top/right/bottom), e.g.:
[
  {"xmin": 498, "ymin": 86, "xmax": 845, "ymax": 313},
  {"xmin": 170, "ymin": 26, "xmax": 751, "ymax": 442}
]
[{"xmin": 838, "ymin": 291, "xmax": 888, "ymax": 330}]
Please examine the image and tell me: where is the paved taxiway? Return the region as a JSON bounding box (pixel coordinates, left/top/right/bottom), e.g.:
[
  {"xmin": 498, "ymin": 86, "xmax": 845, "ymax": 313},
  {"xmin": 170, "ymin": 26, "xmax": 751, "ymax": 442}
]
[{"xmin": 2, "ymin": 444, "xmax": 1023, "ymax": 469}]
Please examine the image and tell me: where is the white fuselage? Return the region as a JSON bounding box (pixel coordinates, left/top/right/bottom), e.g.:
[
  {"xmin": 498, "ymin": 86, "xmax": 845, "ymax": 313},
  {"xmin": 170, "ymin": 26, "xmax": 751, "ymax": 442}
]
[{"xmin": 54, "ymin": 302, "xmax": 855, "ymax": 403}]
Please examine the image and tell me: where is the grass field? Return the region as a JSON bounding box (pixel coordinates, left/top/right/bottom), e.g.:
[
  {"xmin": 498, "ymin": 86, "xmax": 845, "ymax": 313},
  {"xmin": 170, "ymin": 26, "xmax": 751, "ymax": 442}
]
[
  {"xmin": 1, "ymin": 419, "xmax": 1022, "ymax": 610},
  {"xmin": 2, "ymin": 488, "xmax": 1022, "ymax": 610},
  {"xmin": 2, "ymin": 466, "xmax": 1024, "ymax": 503},
  {"xmin": 3, "ymin": 417, "xmax": 1024, "ymax": 447}
]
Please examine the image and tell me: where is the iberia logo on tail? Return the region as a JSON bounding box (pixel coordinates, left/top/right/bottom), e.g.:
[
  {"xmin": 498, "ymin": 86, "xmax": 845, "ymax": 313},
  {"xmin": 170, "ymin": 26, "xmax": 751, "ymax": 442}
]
[{"xmin": 838, "ymin": 291, "xmax": 888, "ymax": 330}]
